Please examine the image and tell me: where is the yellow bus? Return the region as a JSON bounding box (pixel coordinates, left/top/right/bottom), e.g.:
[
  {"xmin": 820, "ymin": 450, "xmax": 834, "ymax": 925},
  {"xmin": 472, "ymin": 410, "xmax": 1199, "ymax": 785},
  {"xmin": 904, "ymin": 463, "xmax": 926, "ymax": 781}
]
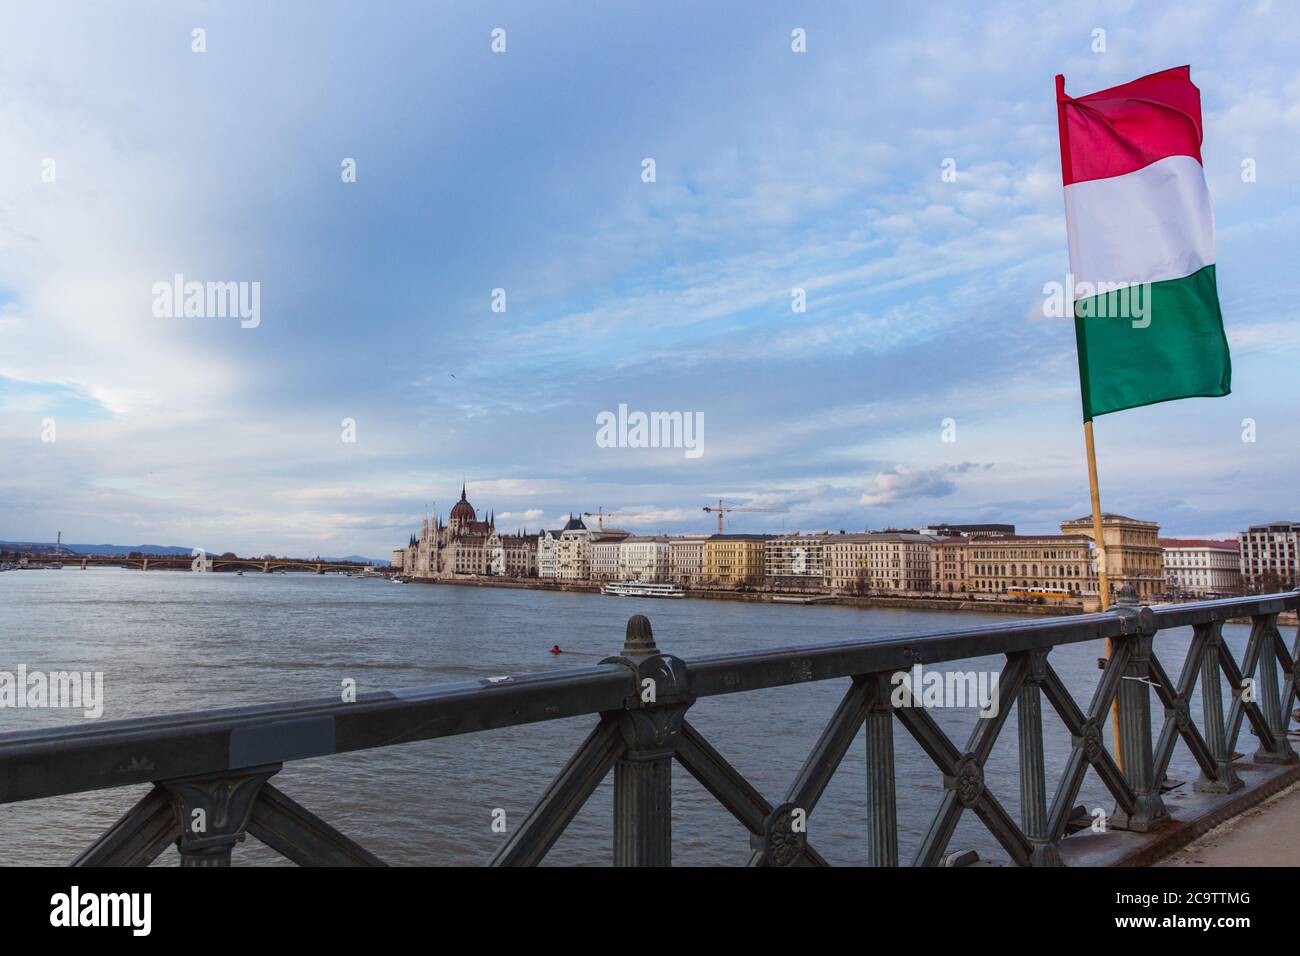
[{"xmin": 1005, "ymin": 586, "xmax": 1074, "ymax": 601}]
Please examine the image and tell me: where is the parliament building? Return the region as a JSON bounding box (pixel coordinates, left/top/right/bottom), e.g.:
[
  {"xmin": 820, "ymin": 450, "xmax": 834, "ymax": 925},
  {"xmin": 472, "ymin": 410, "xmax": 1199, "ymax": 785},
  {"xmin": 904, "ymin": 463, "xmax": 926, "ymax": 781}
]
[{"xmin": 397, "ymin": 485, "xmax": 537, "ymax": 579}]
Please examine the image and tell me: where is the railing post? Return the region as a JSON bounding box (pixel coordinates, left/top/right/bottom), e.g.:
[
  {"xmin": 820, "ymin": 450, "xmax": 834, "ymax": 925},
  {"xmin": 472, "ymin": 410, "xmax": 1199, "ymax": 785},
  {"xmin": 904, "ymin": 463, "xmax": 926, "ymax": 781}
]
[
  {"xmin": 604, "ymin": 615, "xmax": 691, "ymax": 866},
  {"xmin": 1017, "ymin": 649, "xmax": 1062, "ymax": 865},
  {"xmin": 159, "ymin": 764, "xmax": 279, "ymax": 866},
  {"xmin": 862, "ymin": 672, "xmax": 898, "ymax": 866},
  {"xmin": 1109, "ymin": 586, "xmax": 1168, "ymax": 832},
  {"xmin": 1252, "ymin": 613, "xmax": 1297, "ymax": 764},
  {"xmin": 1195, "ymin": 622, "xmax": 1243, "ymax": 793}
]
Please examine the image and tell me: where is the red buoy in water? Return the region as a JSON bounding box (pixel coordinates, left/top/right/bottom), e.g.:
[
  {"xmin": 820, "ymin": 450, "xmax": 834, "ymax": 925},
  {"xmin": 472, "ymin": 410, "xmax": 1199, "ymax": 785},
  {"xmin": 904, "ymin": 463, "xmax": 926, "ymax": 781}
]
[{"xmin": 550, "ymin": 645, "xmax": 562, "ymax": 655}]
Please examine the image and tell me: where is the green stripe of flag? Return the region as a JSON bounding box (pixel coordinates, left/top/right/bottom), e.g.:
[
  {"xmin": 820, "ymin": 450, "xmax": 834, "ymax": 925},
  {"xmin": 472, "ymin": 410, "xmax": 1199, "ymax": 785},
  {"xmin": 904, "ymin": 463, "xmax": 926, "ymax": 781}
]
[{"xmin": 1073, "ymin": 264, "xmax": 1231, "ymax": 421}]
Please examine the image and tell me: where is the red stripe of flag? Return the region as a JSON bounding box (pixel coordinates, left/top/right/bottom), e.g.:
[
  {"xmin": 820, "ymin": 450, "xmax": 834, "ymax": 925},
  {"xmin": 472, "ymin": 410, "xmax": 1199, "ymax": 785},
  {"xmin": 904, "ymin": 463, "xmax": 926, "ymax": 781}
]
[{"xmin": 1056, "ymin": 65, "xmax": 1204, "ymax": 186}]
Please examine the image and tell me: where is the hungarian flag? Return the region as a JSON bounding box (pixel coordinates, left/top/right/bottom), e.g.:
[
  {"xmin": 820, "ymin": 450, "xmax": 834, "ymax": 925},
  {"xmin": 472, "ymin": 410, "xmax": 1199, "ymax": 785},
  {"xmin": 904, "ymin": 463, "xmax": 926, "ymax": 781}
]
[{"xmin": 1056, "ymin": 66, "xmax": 1230, "ymax": 420}]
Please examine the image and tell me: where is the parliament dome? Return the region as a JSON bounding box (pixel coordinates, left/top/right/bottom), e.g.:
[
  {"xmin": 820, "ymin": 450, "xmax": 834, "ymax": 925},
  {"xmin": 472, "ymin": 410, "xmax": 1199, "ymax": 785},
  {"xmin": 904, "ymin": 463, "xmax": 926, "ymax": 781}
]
[{"xmin": 450, "ymin": 484, "xmax": 477, "ymax": 524}]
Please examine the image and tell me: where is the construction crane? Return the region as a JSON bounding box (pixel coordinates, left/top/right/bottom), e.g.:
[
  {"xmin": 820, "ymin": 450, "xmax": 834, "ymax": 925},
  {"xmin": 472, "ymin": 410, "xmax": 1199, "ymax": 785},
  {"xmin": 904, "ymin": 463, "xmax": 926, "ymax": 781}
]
[
  {"xmin": 582, "ymin": 507, "xmax": 629, "ymax": 531},
  {"xmin": 702, "ymin": 499, "xmax": 779, "ymax": 535}
]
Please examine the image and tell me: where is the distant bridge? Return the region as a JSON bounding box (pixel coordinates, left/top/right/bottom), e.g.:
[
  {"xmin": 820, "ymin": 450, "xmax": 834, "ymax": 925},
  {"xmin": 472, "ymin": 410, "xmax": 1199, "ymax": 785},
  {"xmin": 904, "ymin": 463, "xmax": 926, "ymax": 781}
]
[{"xmin": 68, "ymin": 555, "xmax": 373, "ymax": 574}]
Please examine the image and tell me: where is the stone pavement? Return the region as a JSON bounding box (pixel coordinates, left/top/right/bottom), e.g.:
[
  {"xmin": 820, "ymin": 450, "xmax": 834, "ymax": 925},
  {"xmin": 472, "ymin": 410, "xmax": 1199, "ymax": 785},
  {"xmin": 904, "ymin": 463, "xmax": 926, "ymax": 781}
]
[{"xmin": 1159, "ymin": 781, "xmax": 1300, "ymax": 866}]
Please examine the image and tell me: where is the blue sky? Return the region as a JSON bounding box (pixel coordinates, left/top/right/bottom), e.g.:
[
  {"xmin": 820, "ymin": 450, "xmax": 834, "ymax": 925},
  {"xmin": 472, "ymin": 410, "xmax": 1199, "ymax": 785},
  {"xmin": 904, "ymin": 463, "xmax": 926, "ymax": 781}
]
[{"xmin": 2, "ymin": 1, "xmax": 1298, "ymax": 557}]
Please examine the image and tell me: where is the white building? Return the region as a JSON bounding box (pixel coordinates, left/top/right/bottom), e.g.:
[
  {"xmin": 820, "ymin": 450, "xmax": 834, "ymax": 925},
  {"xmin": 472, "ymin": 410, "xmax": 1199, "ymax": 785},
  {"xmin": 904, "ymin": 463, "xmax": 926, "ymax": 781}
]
[
  {"xmin": 1161, "ymin": 539, "xmax": 1241, "ymax": 596},
  {"xmin": 764, "ymin": 533, "xmax": 829, "ymax": 589},
  {"xmin": 669, "ymin": 535, "xmax": 710, "ymax": 586},
  {"xmin": 594, "ymin": 531, "xmax": 632, "ymax": 580},
  {"xmin": 1238, "ymin": 521, "xmax": 1300, "ymax": 591},
  {"xmin": 488, "ymin": 533, "xmax": 507, "ymax": 576},
  {"xmin": 539, "ymin": 515, "xmax": 587, "ymax": 579},
  {"xmin": 619, "ymin": 536, "xmax": 671, "ymax": 583},
  {"xmin": 536, "ymin": 531, "xmax": 559, "ymax": 578},
  {"xmin": 858, "ymin": 533, "xmax": 940, "ymax": 592},
  {"xmin": 824, "ymin": 533, "xmax": 877, "ymax": 593},
  {"xmin": 789, "ymin": 532, "xmax": 945, "ymax": 593},
  {"xmin": 590, "ymin": 534, "xmax": 627, "ymax": 582}
]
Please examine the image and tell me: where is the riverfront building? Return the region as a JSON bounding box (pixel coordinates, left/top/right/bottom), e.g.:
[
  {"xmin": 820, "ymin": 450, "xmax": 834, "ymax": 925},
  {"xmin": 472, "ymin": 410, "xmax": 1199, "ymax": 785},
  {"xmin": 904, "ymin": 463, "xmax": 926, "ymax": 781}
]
[
  {"xmin": 1238, "ymin": 521, "xmax": 1300, "ymax": 591},
  {"xmin": 390, "ymin": 494, "xmax": 1177, "ymax": 611},
  {"xmin": 589, "ymin": 530, "xmax": 632, "ymax": 581},
  {"xmin": 668, "ymin": 535, "xmax": 710, "ymax": 586},
  {"xmin": 860, "ymin": 533, "xmax": 940, "ymax": 592},
  {"xmin": 765, "ymin": 533, "xmax": 829, "ymax": 590},
  {"xmin": 619, "ymin": 536, "xmax": 671, "ymax": 583},
  {"xmin": 1060, "ymin": 514, "xmax": 1162, "ymax": 603},
  {"xmin": 966, "ymin": 535, "xmax": 1097, "ymax": 599},
  {"xmin": 491, "ymin": 531, "xmax": 537, "ymax": 577},
  {"xmin": 556, "ymin": 522, "xmax": 593, "ymax": 581},
  {"xmin": 1161, "ymin": 539, "xmax": 1242, "ymax": 596},
  {"xmin": 397, "ymin": 485, "xmax": 542, "ymax": 580},
  {"xmin": 929, "ymin": 537, "xmax": 970, "ymax": 594},
  {"xmin": 536, "ymin": 530, "xmax": 559, "ymax": 578},
  {"xmin": 824, "ymin": 534, "xmax": 874, "ymax": 593},
  {"xmin": 820, "ymin": 532, "xmax": 943, "ymax": 593},
  {"xmin": 703, "ymin": 534, "xmax": 769, "ymax": 588},
  {"xmin": 537, "ymin": 518, "xmax": 587, "ymax": 579}
]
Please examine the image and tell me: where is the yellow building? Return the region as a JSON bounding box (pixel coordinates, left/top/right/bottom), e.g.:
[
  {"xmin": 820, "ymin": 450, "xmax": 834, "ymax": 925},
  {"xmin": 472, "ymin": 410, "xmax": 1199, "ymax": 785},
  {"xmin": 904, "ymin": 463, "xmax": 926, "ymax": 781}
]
[
  {"xmin": 703, "ymin": 534, "xmax": 769, "ymax": 588},
  {"xmin": 1060, "ymin": 513, "xmax": 1162, "ymax": 603},
  {"xmin": 555, "ymin": 528, "xmax": 592, "ymax": 581}
]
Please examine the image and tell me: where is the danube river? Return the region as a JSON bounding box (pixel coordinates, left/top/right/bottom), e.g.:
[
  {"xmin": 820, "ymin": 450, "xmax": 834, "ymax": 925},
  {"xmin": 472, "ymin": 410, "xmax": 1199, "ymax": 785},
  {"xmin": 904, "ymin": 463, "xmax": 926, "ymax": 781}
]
[{"xmin": 0, "ymin": 568, "xmax": 1249, "ymax": 866}]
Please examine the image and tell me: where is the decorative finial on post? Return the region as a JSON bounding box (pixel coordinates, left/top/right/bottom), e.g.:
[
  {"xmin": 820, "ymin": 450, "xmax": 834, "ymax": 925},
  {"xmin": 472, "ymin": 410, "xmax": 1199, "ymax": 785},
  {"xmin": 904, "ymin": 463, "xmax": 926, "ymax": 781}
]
[
  {"xmin": 1115, "ymin": 584, "xmax": 1139, "ymax": 607},
  {"xmin": 623, "ymin": 615, "xmax": 658, "ymax": 657}
]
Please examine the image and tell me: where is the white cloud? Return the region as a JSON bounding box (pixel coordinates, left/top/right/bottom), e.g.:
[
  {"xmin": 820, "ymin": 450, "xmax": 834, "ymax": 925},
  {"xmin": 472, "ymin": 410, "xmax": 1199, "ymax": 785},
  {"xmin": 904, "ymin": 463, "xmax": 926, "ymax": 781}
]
[
  {"xmin": 496, "ymin": 509, "xmax": 545, "ymax": 523},
  {"xmin": 859, "ymin": 465, "xmax": 971, "ymax": 507}
]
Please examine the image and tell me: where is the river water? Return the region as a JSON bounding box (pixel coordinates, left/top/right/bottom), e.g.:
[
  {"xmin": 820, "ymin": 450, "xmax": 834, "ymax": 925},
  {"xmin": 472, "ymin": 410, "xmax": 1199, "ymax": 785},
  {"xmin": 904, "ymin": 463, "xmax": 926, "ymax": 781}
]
[{"xmin": 0, "ymin": 568, "xmax": 1252, "ymax": 866}]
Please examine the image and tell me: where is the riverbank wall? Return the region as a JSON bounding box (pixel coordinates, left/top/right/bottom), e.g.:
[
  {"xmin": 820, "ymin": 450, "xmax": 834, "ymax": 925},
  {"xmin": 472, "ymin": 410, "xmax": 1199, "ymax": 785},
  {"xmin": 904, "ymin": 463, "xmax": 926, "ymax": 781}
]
[{"xmin": 402, "ymin": 574, "xmax": 1082, "ymax": 616}]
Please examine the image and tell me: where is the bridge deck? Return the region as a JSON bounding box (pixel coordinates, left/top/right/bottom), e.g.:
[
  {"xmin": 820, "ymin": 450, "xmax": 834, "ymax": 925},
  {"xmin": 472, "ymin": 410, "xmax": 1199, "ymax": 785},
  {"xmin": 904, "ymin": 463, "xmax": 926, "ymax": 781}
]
[{"xmin": 1158, "ymin": 778, "xmax": 1300, "ymax": 866}]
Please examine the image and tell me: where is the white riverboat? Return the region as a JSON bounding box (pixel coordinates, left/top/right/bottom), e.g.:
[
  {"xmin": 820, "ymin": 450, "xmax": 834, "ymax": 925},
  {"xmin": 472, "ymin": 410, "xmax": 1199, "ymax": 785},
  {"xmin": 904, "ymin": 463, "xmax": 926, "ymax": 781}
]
[{"xmin": 600, "ymin": 581, "xmax": 685, "ymax": 599}]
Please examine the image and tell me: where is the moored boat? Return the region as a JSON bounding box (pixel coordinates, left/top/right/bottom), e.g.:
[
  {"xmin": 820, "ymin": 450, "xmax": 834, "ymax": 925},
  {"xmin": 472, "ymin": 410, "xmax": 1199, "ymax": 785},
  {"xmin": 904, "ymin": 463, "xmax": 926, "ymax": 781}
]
[{"xmin": 600, "ymin": 581, "xmax": 685, "ymax": 598}]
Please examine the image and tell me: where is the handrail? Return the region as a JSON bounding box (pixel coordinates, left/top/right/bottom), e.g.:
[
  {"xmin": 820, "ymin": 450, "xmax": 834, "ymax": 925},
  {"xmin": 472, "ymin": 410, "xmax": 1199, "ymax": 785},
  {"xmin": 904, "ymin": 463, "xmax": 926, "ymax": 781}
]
[
  {"xmin": 2, "ymin": 589, "xmax": 1297, "ymax": 866},
  {"xmin": 0, "ymin": 665, "xmax": 634, "ymax": 804}
]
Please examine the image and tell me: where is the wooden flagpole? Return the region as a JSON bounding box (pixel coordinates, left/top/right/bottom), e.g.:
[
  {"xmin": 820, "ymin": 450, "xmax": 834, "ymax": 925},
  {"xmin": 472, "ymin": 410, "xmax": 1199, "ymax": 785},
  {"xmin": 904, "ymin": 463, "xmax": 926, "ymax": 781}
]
[
  {"xmin": 1083, "ymin": 421, "xmax": 1111, "ymax": 610},
  {"xmin": 1084, "ymin": 419, "xmax": 1123, "ymax": 769}
]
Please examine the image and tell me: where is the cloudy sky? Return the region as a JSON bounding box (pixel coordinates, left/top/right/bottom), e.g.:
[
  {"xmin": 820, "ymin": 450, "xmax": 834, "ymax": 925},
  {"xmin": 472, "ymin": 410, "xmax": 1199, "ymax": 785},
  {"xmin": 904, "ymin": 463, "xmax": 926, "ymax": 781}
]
[{"xmin": 2, "ymin": 1, "xmax": 1298, "ymax": 558}]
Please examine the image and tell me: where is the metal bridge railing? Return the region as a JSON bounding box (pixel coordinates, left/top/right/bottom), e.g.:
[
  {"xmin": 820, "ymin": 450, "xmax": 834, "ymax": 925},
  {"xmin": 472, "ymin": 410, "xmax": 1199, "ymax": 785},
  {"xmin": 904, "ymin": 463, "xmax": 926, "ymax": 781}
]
[{"xmin": 0, "ymin": 588, "xmax": 1296, "ymax": 865}]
